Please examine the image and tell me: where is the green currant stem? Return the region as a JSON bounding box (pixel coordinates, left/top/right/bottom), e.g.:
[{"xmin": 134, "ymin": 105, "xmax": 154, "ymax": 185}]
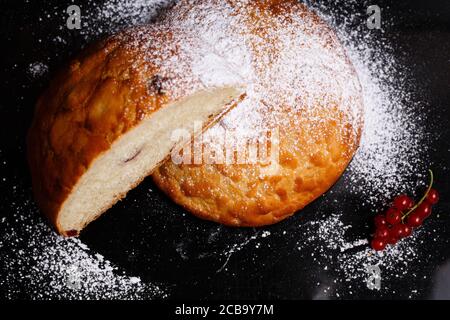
[{"xmin": 401, "ymin": 169, "xmax": 434, "ymax": 222}]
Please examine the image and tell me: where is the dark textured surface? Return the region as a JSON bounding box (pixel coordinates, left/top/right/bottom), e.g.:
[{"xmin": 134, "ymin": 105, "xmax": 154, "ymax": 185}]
[{"xmin": 0, "ymin": 0, "xmax": 450, "ymax": 300}]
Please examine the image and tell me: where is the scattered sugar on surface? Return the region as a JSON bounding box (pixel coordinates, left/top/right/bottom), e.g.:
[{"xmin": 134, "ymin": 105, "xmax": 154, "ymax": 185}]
[
  {"xmin": 312, "ymin": 0, "xmax": 428, "ymax": 206},
  {"xmin": 28, "ymin": 62, "xmax": 48, "ymax": 79},
  {"xmin": 81, "ymin": 0, "xmax": 176, "ymax": 37},
  {"xmin": 0, "ymin": 194, "xmax": 167, "ymax": 299}
]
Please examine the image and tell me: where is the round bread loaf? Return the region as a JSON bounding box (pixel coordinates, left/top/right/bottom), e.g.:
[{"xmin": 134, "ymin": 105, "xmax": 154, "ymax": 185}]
[{"xmin": 152, "ymin": 0, "xmax": 364, "ymax": 226}]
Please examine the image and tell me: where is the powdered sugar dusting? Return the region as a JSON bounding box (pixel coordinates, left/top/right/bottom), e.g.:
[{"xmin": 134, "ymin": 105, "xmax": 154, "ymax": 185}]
[
  {"xmin": 0, "ymin": 195, "xmax": 167, "ymax": 299},
  {"xmin": 81, "ymin": 0, "xmax": 176, "ymax": 37},
  {"xmin": 297, "ymin": 212, "xmax": 424, "ymax": 296},
  {"xmin": 311, "ymin": 0, "xmax": 428, "ymax": 207},
  {"xmin": 28, "ymin": 62, "xmax": 48, "ymax": 79},
  {"xmin": 345, "ymin": 42, "xmax": 427, "ymax": 207},
  {"xmin": 173, "ymin": 0, "xmax": 364, "ymax": 158}
]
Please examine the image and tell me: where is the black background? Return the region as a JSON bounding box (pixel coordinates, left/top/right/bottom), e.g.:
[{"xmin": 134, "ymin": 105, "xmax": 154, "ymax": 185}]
[{"xmin": 0, "ymin": 0, "xmax": 450, "ymax": 300}]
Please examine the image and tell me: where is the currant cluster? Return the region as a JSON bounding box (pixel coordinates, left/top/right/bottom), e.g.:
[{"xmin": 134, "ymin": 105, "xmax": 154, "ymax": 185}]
[{"xmin": 371, "ymin": 170, "xmax": 440, "ymax": 251}]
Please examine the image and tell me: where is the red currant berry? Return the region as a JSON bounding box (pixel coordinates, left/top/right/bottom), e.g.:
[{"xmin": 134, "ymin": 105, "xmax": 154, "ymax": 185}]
[
  {"xmin": 391, "ymin": 224, "xmax": 406, "ymax": 239},
  {"xmin": 386, "ymin": 208, "xmax": 402, "ymax": 225},
  {"xmin": 406, "ymin": 198, "xmax": 415, "ymax": 210},
  {"xmin": 393, "ymin": 195, "xmax": 414, "ymax": 211},
  {"xmin": 386, "ymin": 234, "xmax": 398, "ymax": 245},
  {"xmin": 407, "ymin": 212, "xmax": 423, "ymax": 228},
  {"xmin": 415, "ymin": 202, "xmax": 432, "ymax": 219},
  {"xmin": 374, "ymin": 226, "xmax": 390, "ymax": 239},
  {"xmin": 402, "ymin": 224, "xmax": 412, "ymax": 237},
  {"xmin": 374, "ymin": 215, "xmax": 387, "ymax": 228},
  {"xmin": 371, "ymin": 238, "xmax": 387, "ymax": 251},
  {"xmin": 426, "ymin": 188, "xmax": 439, "ymax": 205}
]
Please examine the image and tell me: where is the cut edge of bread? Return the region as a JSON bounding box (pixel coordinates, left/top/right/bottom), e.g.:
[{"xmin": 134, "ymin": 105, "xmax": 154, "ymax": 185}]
[{"xmin": 56, "ymin": 86, "xmax": 243, "ymax": 236}]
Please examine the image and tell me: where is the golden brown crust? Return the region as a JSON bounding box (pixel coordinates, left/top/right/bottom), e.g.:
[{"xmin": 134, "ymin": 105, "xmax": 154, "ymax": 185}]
[
  {"xmin": 153, "ymin": 107, "xmax": 362, "ymax": 227},
  {"xmin": 152, "ymin": 0, "xmax": 364, "ymax": 227}
]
